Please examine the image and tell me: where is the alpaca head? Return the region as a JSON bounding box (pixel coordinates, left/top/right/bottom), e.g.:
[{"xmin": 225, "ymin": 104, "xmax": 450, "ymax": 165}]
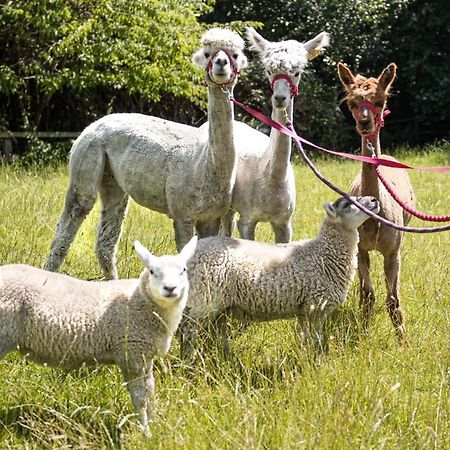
[
  {"xmin": 192, "ymin": 28, "xmax": 248, "ymax": 88},
  {"xmin": 246, "ymin": 28, "xmax": 329, "ymax": 110},
  {"xmin": 338, "ymin": 62, "xmax": 397, "ymax": 138}
]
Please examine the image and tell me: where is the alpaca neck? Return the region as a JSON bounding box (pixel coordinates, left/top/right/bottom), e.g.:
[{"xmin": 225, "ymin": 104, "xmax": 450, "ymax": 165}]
[
  {"xmin": 360, "ymin": 133, "xmax": 381, "ymax": 196},
  {"xmin": 206, "ymin": 83, "xmax": 236, "ymax": 184},
  {"xmin": 267, "ymin": 101, "xmax": 293, "ymax": 183}
]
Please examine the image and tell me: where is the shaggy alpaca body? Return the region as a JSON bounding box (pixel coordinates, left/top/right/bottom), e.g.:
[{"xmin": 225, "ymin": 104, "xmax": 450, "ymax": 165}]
[
  {"xmin": 179, "ymin": 196, "xmax": 379, "ymax": 360},
  {"xmin": 0, "ymin": 237, "xmax": 197, "ymax": 434},
  {"xmin": 221, "ymin": 28, "xmax": 329, "ymax": 242},
  {"xmin": 45, "ymin": 28, "xmax": 247, "ymax": 279},
  {"xmin": 338, "ymin": 62, "xmax": 416, "ymax": 339}
]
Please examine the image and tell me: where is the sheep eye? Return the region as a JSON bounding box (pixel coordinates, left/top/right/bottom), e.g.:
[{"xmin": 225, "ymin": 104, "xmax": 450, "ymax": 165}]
[
  {"xmin": 149, "ymin": 269, "xmax": 154, "ymax": 275},
  {"xmin": 204, "ymin": 52, "xmax": 210, "ymax": 58},
  {"xmin": 348, "ymin": 102, "xmax": 357, "ymax": 109},
  {"xmin": 374, "ymin": 101, "xmax": 384, "ymax": 108}
]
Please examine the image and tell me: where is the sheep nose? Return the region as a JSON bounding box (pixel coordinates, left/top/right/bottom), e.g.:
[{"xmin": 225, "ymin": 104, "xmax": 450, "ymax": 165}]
[{"xmin": 164, "ymin": 286, "xmax": 176, "ymax": 295}]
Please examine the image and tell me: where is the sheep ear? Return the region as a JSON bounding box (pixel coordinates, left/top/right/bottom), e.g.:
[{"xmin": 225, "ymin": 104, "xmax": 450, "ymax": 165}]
[
  {"xmin": 245, "ymin": 27, "xmax": 270, "ymax": 55},
  {"xmin": 179, "ymin": 235, "xmax": 198, "ymax": 263},
  {"xmin": 134, "ymin": 240, "xmax": 157, "ymax": 267},
  {"xmin": 324, "ymin": 202, "xmax": 337, "ymax": 220},
  {"xmin": 338, "ymin": 62, "xmax": 355, "ymax": 90},
  {"xmin": 304, "ymin": 31, "xmax": 330, "ymax": 60},
  {"xmin": 378, "ymin": 63, "xmax": 397, "ymax": 92}
]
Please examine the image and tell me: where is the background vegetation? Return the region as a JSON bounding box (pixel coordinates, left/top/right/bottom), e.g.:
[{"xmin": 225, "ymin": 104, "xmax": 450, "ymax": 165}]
[
  {"xmin": 0, "ymin": 146, "xmax": 449, "ymax": 447},
  {"xmin": 1, "ymin": 0, "xmax": 449, "ymax": 163},
  {"xmin": 0, "ymin": 1, "xmax": 449, "ymax": 447}
]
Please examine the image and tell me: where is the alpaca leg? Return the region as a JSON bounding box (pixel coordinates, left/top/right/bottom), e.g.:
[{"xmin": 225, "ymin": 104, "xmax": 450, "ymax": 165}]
[
  {"xmin": 237, "ymin": 217, "xmax": 257, "ymax": 240},
  {"xmin": 220, "ymin": 210, "xmax": 236, "ymax": 237},
  {"xmin": 44, "ymin": 187, "xmax": 97, "ymax": 272},
  {"xmin": 358, "ymin": 249, "xmax": 376, "ymax": 327},
  {"xmin": 196, "ymin": 218, "xmax": 221, "ymax": 239},
  {"xmin": 271, "ymin": 220, "xmax": 292, "ymax": 243},
  {"xmin": 384, "ymin": 251, "xmax": 406, "ymax": 340},
  {"xmin": 173, "ymin": 219, "xmax": 194, "ymax": 252},
  {"xmin": 95, "ymin": 173, "xmax": 129, "ymax": 279}
]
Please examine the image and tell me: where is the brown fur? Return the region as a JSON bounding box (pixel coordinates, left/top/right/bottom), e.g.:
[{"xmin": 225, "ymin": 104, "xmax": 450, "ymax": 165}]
[{"xmin": 338, "ymin": 62, "xmax": 416, "ymax": 339}]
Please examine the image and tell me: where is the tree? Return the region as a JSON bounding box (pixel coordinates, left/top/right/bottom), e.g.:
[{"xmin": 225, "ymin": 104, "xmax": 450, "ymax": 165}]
[{"xmin": 0, "ymin": 0, "xmax": 213, "ymax": 132}]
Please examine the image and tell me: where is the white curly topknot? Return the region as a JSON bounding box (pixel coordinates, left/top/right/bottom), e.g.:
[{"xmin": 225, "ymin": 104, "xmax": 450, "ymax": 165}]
[
  {"xmin": 200, "ymin": 28, "xmax": 245, "ymax": 52},
  {"xmin": 259, "ymin": 40, "xmax": 309, "ymax": 72}
]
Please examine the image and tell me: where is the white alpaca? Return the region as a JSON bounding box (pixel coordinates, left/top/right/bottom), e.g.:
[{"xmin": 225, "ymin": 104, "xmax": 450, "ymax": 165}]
[
  {"xmin": 221, "ymin": 28, "xmax": 329, "ymax": 242},
  {"xmin": 45, "ymin": 28, "xmax": 247, "ymax": 279}
]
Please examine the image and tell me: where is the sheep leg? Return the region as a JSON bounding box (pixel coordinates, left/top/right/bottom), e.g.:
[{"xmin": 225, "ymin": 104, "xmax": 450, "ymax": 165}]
[
  {"xmin": 271, "ymin": 220, "xmax": 292, "ymax": 243},
  {"xmin": 95, "ymin": 173, "xmax": 129, "ymax": 279},
  {"xmin": 173, "ymin": 219, "xmax": 194, "ymax": 252},
  {"xmin": 44, "ymin": 187, "xmax": 97, "ymax": 272},
  {"xmin": 237, "ymin": 218, "xmax": 257, "ymax": 240},
  {"xmin": 296, "ymin": 314, "xmax": 326, "ymax": 354},
  {"xmin": 219, "ymin": 210, "xmax": 236, "ymax": 237},
  {"xmin": 178, "ymin": 316, "xmax": 199, "ymax": 366},
  {"xmin": 357, "ymin": 249, "xmax": 376, "ymax": 327},
  {"xmin": 211, "ymin": 315, "xmax": 232, "ymax": 358},
  {"xmin": 196, "ymin": 218, "xmax": 221, "ymax": 239},
  {"xmin": 383, "ymin": 251, "xmax": 406, "ymax": 340},
  {"xmin": 0, "ymin": 336, "xmax": 14, "ymax": 359},
  {"xmin": 122, "ymin": 363, "xmax": 155, "ymax": 436}
]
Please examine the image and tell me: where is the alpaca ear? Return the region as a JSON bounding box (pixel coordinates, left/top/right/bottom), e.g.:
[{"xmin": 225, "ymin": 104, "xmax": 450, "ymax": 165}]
[
  {"xmin": 245, "ymin": 27, "xmax": 270, "ymax": 55},
  {"xmin": 192, "ymin": 48, "xmax": 206, "ymax": 69},
  {"xmin": 378, "ymin": 63, "xmax": 397, "ymax": 92},
  {"xmin": 303, "ymin": 31, "xmax": 330, "ymax": 60},
  {"xmin": 324, "ymin": 202, "xmax": 337, "ymax": 220},
  {"xmin": 338, "ymin": 62, "xmax": 355, "ymax": 90}
]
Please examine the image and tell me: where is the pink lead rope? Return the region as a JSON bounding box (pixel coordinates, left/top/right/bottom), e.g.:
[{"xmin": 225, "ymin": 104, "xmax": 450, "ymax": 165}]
[{"xmin": 228, "ymin": 93, "xmax": 450, "ymax": 233}]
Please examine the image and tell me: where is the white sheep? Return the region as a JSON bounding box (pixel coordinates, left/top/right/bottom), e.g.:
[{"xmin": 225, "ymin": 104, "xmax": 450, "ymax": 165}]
[
  {"xmin": 179, "ymin": 196, "xmax": 380, "ymax": 360},
  {"xmin": 0, "ymin": 236, "xmax": 197, "ymax": 434}
]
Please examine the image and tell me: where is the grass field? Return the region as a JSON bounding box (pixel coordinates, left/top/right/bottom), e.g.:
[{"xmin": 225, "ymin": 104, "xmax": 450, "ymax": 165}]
[{"xmin": 0, "ymin": 144, "xmax": 449, "ymax": 449}]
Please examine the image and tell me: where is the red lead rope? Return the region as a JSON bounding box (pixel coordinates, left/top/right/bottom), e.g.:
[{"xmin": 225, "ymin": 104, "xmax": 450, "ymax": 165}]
[{"xmin": 228, "ymin": 94, "xmax": 450, "ymax": 233}]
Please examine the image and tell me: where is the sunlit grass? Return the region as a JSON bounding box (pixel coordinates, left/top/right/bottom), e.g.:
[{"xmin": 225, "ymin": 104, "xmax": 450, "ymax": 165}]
[{"xmin": 0, "ymin": 146, "xmax": 449, "ymax": 448}]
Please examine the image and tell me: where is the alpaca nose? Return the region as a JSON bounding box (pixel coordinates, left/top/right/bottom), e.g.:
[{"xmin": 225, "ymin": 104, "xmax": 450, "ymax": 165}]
[
  {"xmin": 214, "ymin": 57, "xmax": 228, "ymax": 68},
  {"xmin": 274, "ymin": 94, "xmax": 287, "ymax": 104},
  {"xmin": 370, "ymin": 197, "xmax": 378, "ymax": 204}
]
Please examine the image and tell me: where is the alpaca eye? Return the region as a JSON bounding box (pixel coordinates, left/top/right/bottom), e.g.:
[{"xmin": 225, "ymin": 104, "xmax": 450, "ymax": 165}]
[
  {"xmin": 348, "ymin": 102, "xmax": 357, "ymax": 109},
  {"xmin": 374, "ymin": 101, "xmax": 384, "ymax": 108},
  {"xmin": 204, "ymin": 52, "xmax": 210, "ymax": 58},
  {"xmin": 233, "ymin": 53, "xmax": 238, "ymax": 59},
  {"xmin": 149, "ymin": 269, "xmax": 154, "ymax": 275},
  {"xmin": 294, "ymin": 72, "xmax": 300, "ymax": 77}
]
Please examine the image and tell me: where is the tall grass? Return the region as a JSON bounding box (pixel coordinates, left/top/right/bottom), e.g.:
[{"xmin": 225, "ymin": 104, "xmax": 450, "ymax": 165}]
[{"xmin": 0, "ymin": 146, "xmax": 449, "ymax": 448}]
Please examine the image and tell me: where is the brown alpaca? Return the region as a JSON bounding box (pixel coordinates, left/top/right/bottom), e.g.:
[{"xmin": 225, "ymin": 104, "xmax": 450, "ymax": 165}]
[{"xmin": 337, "ymin": 62, "xmax": 415, "ymax": 339}]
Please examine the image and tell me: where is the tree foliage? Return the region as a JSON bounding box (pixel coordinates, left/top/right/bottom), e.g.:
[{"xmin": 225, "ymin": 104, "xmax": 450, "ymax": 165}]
[
  {"xmin": 0, "ymin": 0, "xmax": 212, "ymax": 131},
  {"xmin": 203, "ymin": 0, "xmax": 449, "ymax": 148}
]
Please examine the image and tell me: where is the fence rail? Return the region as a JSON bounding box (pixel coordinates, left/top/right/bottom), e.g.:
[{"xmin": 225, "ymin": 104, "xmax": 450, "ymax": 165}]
[{"xmin": 0, "ymin": 131, "xmax": 80, "ymax": 161}]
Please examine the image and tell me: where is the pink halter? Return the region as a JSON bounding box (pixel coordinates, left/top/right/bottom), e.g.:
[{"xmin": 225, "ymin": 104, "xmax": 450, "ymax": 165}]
[
  {"xmin": 206, "ymin": 49, "xmax": 239, "ymax": 86},
  {"xmin": 270, "ymin": 73, "xmax": 299, "ymax": 97},
  {"xmin": 357, "ymin": 101, "xmax": 391, "ymax": 141}
]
